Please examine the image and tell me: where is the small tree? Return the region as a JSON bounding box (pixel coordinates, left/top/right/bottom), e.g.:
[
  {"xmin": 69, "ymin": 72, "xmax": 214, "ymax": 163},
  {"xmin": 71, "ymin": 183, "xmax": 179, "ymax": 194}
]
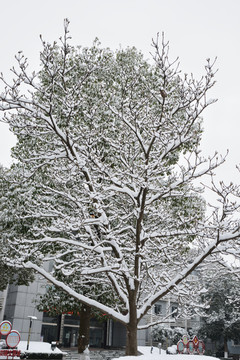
[
  {"xmin": 37, "ymin": 280, "xmax": 118, "ymax": 353},
  {"xmin": 197, "ymin": 274, "xmax": 240, "ymax": 358},
  {"xmin": 1, "ymin": 21, "xmax": 240, "ymax": 356},
  {"xmin": 152, "ymin": 325, "xmax": 189, "ymax": 347},
  {"xmin": 37, "ymin": 286, "xmax": 91, "ymax": 352}
]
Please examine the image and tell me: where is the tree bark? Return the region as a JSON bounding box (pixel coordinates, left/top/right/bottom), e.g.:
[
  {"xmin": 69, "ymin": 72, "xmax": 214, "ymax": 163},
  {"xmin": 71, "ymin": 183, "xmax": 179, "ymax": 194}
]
[
  {"xmin": 224, "ymin": 337, "xmax": 228, "ymax": 359},
  {"xmin": 126, "ymin": 322, "xmax": 138, "ymax": 356},
  {"xmin": 78, "ymin": 304, "xmax": 91, "ymax": 354},
  {"xmin": 125, "ymin": 292, "xmax": 138, "ymax": 356}
]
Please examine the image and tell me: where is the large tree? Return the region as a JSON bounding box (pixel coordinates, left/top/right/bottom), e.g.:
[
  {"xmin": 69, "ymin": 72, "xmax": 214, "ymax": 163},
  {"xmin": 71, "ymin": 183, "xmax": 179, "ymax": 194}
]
[{"xmin": 0, "ymin": 21, "xmax": 240, "ymax": 356}]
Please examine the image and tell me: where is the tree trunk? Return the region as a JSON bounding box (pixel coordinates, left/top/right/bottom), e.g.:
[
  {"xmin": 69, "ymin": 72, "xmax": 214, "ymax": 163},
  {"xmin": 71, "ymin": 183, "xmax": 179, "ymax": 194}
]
[
  {"xmin": 125, "ymin": 292, "xmax": 138, "ymax": 356},
  {"xmin": 78, "ymin": 304, "xmax": 91, "ymax": 354},
  {"xmin": 224, "ymin": 337, "xmax": 228, "ymax": 358},
  {"xmin": 126, "ymin": 322, "xmax": 138, "ymax": 356}
]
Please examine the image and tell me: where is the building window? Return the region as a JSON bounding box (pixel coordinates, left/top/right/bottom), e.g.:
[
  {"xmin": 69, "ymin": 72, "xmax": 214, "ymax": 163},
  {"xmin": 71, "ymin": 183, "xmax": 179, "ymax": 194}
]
[
  {"xmin": 154, "ymin": 304, "xmax": 162, "ymax": 315},
  {"xmin": 232, "ymin": 339, "xmax": 240, "ymax": 346}
]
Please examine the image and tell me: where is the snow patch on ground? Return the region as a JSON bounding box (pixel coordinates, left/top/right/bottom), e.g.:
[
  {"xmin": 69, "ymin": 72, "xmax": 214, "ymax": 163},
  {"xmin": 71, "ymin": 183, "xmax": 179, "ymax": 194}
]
[
  {"xmin": 17, "ymin": 341, "xmax": 63, "ymax": 354},
  {"xmin": 113, "ymin": 346, "xmax": 220, "ymax": 360}
]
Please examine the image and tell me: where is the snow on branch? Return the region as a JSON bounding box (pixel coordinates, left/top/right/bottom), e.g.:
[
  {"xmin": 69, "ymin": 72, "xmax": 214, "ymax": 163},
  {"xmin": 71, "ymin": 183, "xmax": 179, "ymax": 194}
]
[{"xmin": 0, "ymin": 25, "xmax": 239, "ymax": 352}]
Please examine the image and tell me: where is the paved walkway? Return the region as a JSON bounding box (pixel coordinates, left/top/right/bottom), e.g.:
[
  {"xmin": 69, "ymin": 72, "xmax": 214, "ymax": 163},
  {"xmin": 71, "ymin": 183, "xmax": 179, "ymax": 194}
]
[{"xmin": 63, "ymin": 348, "xmax": 125, "ymax": 360}]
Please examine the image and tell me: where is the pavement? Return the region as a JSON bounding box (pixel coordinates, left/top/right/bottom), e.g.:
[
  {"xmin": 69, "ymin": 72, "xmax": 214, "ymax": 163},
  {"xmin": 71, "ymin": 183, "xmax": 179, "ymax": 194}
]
[{"xmin": 62, "ymin": 348, "xmax": 125, "ymax": 360}]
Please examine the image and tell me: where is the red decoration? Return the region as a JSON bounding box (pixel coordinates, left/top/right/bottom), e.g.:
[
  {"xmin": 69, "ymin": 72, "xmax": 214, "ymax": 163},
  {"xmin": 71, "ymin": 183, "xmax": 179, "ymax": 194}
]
[
  {"xmin": 177, "ymin": 340, "xmax": 184, "ymax": 354},
  {"xmin": 0, "ymin": 321, "xmax": 21, "ymax": 359},
  {"xmin": 0, "ymin": 321, "xmax": 12, "ymax": 336},
  {"xmin": 0, "ymin": 349, "xmax": 21, "ymax": 359},
  {"xmin": 182, "ymin": 335, "xmax": 188, "ymax": 346},
  {"xmin": 6, "ymin": 330, "xmax": 21, "ymax": 349},
  {"xmin": 197, "ymin": 340, "xmax": 205, "ymax": 355},
  {"xmin": 187, "ymin": 340, "xmax": 194, "ymax": 354},
  {"xmin": 193, "ymin": 335, "xmax": 199, "ymax": 348}
]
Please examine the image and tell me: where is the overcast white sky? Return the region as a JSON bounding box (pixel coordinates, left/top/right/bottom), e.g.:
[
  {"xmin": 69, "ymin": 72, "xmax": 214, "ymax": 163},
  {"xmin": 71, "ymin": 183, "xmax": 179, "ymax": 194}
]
[{"xmin": 0, "ymin": 0, "xmax": 239, "ymax": 187}]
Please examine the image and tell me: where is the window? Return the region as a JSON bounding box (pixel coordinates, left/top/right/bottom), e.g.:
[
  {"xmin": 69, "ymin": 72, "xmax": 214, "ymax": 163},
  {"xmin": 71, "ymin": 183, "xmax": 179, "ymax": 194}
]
[
  {"xmin": 232, "ymin": 339, "xmax": 240, "ymax": 346},
  {"xmin": 154, "ymin": 304, "xmax": 162, "ymax": 315}
]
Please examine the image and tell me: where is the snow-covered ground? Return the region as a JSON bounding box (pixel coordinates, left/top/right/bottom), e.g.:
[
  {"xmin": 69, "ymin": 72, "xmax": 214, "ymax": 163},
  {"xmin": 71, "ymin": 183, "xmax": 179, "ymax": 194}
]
[
  {"xmin": 113, "ymin": 346, "xmax": 219, "ymax": 360},
  {"xmin": 17, "ymin": 341, "xmax": 63, "ymax": 354},
  {"xmin": 11, "ymin": 343, "xmax": 219, "ymax": 360}
]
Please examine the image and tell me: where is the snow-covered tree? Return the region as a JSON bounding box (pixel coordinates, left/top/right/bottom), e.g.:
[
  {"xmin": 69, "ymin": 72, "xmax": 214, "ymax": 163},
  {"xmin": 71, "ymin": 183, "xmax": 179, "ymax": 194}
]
[
  {"xmin": 37, "ymin": 285, "xmax": 91, "ymax": 353},
  {"xmin": 197, "ymin": 273, "xmax": 240, "ymax": 358},
  {"xmin": 0, "ymin": 166, "xmax": 34, "ymax": 290},
  {"xmin": 36, "ymin": 277, "xmax": 119, "ymax": 353},
  {"xmin": 152, "ymin": 325, "xmax": 189, "ymax": 347},
  {"xmin": 0, "ymin": 20, "xmax": 240, "ymax": 356}
]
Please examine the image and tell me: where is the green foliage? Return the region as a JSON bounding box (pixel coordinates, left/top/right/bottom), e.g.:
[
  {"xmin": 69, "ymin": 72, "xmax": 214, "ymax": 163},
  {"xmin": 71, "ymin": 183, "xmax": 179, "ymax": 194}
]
[
  {"xmin": 0, "ymin": 25, "xmax": 208, "ymax": 293},
  {"xmin": 36, "ymin": 282, "xmax": 119, "ymax": 321},
  {"xmin": 0, "ymin": 21, "xmax": 223, "ymax": 356},
  {"xmin": 0, "ymin": 166, "xmax": 35, "ymax": 288},
  {"xmin": 152, "ymin": 325, "xmax": 189, "ymax": 345},
  {"xmin": 0, "ymin": 263, "xmax": 34, "ymax": 291},
  {"xmin": 197, "ymin": 273, "xmax": 240, "ymax": 344}
]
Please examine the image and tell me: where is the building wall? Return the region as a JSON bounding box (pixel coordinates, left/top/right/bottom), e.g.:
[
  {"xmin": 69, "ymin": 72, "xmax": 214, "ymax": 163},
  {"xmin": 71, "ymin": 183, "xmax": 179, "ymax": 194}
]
[
  {"xmin": 1, "ymin": 277, "xmax": 201, "ymax": 349},
  {"xmin": 228, "ymin": 341, "xmax": 240, "ymax": 356},
  {"xmin": 3, "ymin": 274, "xmax": 46, "ymax": 341},
  {"xmin": 2, "ymin": 276, "xmax": 127, "ymax": 348},
  {"xmin": 142, "ymin": 298, "xmax": 202, "ymax": 348}
]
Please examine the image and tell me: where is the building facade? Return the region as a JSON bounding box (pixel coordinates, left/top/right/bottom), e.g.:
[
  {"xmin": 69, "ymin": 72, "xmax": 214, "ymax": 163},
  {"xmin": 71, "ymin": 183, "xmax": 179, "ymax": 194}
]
[
  {"xmin": 0, "ymin": 274, "xmax": 200, "ymax": 350},
  {"xmin": 1, "ymin": 273, "xmax": 127, "ymax": 348}
]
